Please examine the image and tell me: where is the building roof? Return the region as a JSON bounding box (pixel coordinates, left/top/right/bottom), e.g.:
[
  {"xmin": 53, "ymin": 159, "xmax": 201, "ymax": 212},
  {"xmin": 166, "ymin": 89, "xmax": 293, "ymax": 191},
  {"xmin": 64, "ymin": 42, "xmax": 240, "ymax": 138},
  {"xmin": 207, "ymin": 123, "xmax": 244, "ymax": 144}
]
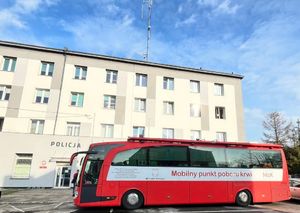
[{"xmin": 0, "ymin": 40, "xmax": 243, "ymax": 79}]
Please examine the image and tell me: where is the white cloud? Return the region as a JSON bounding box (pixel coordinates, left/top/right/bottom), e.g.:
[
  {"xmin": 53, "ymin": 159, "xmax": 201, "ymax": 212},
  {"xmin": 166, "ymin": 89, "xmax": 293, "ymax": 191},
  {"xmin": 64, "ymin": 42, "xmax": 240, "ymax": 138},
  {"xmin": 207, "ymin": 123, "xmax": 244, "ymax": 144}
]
[
  {"xmin": 198, "ymin": 0, "xmax": 240, "ymax": 15},
  {"xmin": 0, "ymin": 0, "xmax": 60, "ymax": 30},
  {"xmin": 175, "ymin": 14, "xmax": 197, "ymax": 28},
  {"xmin": 60, "ymin": 15, "xmax": 145, "ymax": 59},
  {"xmin": 214, "ymin": 0, "xmax": 240, "ymax": 15},
  {"xmin": 177, "ymin": 5, "xmax": 183, "ymax": 13},
  {"xmin": 0, "ymin": 9, "xmax": 26, "ymax": 29}
]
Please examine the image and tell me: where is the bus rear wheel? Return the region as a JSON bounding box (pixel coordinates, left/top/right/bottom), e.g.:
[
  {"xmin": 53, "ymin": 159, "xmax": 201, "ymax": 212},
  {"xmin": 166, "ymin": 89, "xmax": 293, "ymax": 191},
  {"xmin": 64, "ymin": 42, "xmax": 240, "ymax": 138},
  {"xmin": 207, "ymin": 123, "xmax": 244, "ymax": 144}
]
[
  {"xmin": 122, "ymin": 190, "xmax": 144, "ymax": 210},
  {"xmin": 236, "ymin": 190, "xmax": 252, "ymax": 207}
]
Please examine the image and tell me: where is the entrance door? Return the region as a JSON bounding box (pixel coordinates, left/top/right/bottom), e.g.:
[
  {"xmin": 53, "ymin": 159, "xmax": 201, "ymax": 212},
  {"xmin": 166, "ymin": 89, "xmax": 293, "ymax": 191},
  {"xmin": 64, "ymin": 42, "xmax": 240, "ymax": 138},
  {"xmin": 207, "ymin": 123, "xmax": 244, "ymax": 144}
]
[{"xmin": 55, "ymin": 166, "xmax": 71, "ymax": 188}]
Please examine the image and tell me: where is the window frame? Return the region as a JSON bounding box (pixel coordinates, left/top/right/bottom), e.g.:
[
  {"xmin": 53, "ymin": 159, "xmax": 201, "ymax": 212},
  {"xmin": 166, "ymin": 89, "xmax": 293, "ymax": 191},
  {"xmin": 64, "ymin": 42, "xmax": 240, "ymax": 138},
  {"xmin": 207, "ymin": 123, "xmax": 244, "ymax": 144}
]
[
  {"xmin": 191, "ymin": 130, "xmax": 201, "ymax": 140},
  {"xmin": 162, "ymin": 128, "xmax": 174, "ymax": 139},
  {"xmin": 74, "ymin": 65, "xmax": 87, "ymax": 80},
  {"xmin": 101, "ymin": 123, "xmax": 114, "ymax": 138},
  {"xmin": 135, "ymin": 73, "xmax": 148, "ymax": 87},
  {"xmin": 2, "ymin": 56, "xmax": 17, "ymax": 72},
  {"xmin": 163, "ymin": 77, "xmax": 174, "ymax": 90},
  {"xmin": 134, "ymin": 98, "xmax": 146, "ymax": 112},
  {"xmin": 190, "ymin": 80, "xmax": 200, "ymax": 93},
  {"xmin": 190, "ymin": 103, "xmax": 201, "ymax": 117},
  {"xmin": 104, "ymin": 95, "xmax": 116, "ymax": 109},
  {"xmin": 216, "ymin": 132, "xmax": 227, "ymax": 142},
  {"xmin": 106, "ymin": 69, "xmax": 118, "ymax": 84},
  {"xmin": 40, "ymin": 61, "xmax": 54, "ymax": 76},
  {"xmin": 133, "ymin": 126, "xmax": 145, "ymax": 137},
  {"xmin": 0, "ymin": 85, "xmax": 11, "ymax": 101},
  {"xmin": 30, "ymin": 119, "xmax": 45, "ymax": 134},
  {"xmin": 214, "ymin": 83, "xmax": 224, "ymax": 96},
  {"xmin": 163, "ymin": 101, "xmax": 174, "ymax": 115},
  {"xmin": 12, "ymin": 153, "xmax": 33, "ymax": 179},
  {"xmin": 35, "ymin": 88, "xmax": 50, "ymax": 104},
  {"xmin": 215, "ymin": 106, "xmax": 226, "ymax": 119},
  {"xmin": 66, "ymin": 122, "xmax": 81, "ymax": 136},
  {"xmin": 70, "ymin": 92, "xmax": 84, "ymax": 107}
]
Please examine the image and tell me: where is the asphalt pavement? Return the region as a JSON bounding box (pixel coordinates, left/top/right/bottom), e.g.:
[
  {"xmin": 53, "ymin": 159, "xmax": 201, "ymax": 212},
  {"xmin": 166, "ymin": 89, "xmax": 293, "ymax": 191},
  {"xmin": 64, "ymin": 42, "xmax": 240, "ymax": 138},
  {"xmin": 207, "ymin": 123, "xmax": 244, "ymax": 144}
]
[{"xmin": 0, "ymin": 188, "xmax": 298, "ymax": 213}]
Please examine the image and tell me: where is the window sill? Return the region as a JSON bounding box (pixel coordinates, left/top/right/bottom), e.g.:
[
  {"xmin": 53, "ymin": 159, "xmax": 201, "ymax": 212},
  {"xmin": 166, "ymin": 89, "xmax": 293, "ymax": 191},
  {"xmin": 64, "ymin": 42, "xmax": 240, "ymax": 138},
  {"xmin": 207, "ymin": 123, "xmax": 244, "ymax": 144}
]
[
  {"xmin": 69, "ymin": 105, "xmax": 83, "ymax": 108},
  {"xmin": 73, "ymin": 78, "xmax": 86, "ymax": 81},
  {"xmin": 10, "ymin": 177, "xmax": 30, "ymax": 180},
  {"xmin": 103, "ymin": 107, "xmax": 115, "ymax": 110},
  {"xmin": 39, "ymin": 74, "xmax": 53, "ymax": 77},
  {"xmin": 33, "ymin": 102, "xmax": 48, "ymax": 105},
  {"xmin": 0, "ymin": 70, "xmax": 15, "ymax": 72}
]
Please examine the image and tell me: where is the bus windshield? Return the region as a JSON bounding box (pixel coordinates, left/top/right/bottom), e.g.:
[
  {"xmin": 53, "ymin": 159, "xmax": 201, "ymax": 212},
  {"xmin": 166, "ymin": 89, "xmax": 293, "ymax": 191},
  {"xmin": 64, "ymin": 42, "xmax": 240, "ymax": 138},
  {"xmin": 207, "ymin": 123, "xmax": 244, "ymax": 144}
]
[{"xmin": 82, "ymin": 144, "xmax": 123, "ymax": 185}]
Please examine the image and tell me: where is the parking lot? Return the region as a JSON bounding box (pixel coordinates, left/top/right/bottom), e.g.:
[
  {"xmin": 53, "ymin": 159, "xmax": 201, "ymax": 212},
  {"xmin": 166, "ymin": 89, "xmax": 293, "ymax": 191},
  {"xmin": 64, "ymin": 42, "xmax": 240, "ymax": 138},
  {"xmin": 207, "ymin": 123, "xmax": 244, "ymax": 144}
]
[{"xmin": 0, "ymin": 189, "xmax": 299, "ymax": 213}]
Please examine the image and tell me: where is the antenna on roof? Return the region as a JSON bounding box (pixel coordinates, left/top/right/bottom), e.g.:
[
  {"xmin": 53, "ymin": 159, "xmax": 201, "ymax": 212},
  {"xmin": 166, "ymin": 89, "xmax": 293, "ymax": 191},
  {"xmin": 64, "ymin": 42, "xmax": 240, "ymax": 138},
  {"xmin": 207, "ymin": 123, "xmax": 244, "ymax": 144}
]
[{"xmin": 141, "ymin": 0, "xmax": 153, "ymax": 61}]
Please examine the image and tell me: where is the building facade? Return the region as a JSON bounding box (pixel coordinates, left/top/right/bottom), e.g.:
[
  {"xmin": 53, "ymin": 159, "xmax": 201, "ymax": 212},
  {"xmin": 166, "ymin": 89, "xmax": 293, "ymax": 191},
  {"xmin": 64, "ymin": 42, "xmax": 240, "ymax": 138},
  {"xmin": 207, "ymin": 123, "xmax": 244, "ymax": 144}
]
[{"xmin": 0, "ymin": 40, "xmax": 244, "ymax": 188}]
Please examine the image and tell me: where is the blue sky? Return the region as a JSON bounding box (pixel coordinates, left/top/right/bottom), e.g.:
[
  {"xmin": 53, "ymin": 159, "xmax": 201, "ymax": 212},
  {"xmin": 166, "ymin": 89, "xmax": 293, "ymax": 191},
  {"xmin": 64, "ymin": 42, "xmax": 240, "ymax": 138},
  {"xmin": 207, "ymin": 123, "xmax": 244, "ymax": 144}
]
[{"xmin": 0, "ymin": 0, "xmax": 299, "ymax": 141}]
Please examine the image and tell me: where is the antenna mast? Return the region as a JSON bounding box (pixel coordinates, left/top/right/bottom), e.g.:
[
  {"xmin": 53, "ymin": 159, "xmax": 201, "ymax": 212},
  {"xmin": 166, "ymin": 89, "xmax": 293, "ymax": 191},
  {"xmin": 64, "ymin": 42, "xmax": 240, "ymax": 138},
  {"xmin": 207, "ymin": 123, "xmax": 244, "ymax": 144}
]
[{"xmin": 142, "ymin": 0, "xmax": 153, "ymax": 61}]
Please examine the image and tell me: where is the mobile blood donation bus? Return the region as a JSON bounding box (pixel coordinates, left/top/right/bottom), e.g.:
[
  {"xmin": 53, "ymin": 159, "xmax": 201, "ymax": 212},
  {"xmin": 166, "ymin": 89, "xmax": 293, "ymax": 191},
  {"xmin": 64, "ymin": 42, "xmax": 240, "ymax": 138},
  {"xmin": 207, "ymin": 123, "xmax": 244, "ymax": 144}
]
[{"xmin": 70, "ymin": 137, "xmax": 290, "ymax": 209}]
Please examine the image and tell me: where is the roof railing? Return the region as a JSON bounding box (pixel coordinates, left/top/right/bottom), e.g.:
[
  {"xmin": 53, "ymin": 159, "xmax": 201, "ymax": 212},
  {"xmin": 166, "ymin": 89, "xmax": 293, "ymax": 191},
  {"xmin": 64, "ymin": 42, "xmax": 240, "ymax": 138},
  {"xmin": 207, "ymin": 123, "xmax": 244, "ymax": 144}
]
[{"xmin": 127, "ymin": 137, "xmax": 283, "ymax": 148}]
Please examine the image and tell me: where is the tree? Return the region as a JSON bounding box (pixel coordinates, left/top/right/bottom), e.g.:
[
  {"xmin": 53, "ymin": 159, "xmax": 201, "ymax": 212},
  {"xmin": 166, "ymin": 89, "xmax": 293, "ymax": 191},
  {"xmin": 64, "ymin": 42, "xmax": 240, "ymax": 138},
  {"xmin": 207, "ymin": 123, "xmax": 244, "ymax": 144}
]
[
  {"xmin": 262, "ymin": 112, "xmax": 292, "ymax": 145},
  {"xmin": 284, "ymin": 146, "xmax": 300, "ymax": 176},
  {"xmin": 290, "ymin": 119, "xmax": 300, "ymax": 147}
]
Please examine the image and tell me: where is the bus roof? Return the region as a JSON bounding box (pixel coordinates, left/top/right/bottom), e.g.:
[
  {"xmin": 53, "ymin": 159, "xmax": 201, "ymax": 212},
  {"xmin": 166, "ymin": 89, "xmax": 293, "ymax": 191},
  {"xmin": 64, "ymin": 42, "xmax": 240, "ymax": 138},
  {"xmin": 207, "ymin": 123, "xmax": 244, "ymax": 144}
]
[{"xmin": 89, "ymin": 137, "xmax": 283, "ymax": 149}]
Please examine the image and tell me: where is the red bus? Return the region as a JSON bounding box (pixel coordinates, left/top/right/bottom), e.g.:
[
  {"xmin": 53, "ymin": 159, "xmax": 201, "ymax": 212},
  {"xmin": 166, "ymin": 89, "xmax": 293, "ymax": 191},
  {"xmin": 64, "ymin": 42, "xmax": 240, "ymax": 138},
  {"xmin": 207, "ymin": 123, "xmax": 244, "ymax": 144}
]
[{"xmin": 70, "ymin": 137, "xmax": 290, "ymax": 209}]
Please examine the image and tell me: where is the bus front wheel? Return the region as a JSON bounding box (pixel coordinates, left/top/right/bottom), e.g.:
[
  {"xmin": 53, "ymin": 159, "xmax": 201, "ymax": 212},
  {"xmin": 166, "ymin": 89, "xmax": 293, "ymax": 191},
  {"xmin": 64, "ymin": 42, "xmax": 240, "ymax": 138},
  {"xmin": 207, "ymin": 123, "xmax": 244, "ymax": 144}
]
[
  {"xmin": 236, "ymin": 190, "xmax": 252, "ymax": 207},
  {"xmin": 121, "ymin": 190, "xmax": 144, "ymax": 210}
]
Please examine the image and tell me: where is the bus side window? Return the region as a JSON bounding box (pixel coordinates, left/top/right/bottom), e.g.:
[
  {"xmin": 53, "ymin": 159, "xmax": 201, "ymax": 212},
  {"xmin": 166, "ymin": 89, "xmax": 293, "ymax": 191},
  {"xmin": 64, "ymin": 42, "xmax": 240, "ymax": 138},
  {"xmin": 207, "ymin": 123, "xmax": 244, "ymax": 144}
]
[
  {"xmin": 189, "ymin": 146, "xmax": 226, "ymax": 168},
  {"xmin": 149, "ymin": 146, "xmax": 188, "ymax": 167},
  {"xmin": 112, "ymin": 148, "xmax": 148, "ymax": 166}
]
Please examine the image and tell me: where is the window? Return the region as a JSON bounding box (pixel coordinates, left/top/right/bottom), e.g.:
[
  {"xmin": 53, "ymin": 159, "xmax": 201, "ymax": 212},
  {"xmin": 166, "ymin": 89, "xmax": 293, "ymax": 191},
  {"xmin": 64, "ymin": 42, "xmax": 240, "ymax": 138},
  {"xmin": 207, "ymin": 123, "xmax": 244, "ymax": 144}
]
[
  {"xmin": 163, "ymin": 101, "xmax": 174, "ymax": 115},
  {"xmin": 112, "ymin": 148, "xmax": 148, "ymax": 166},
  {"xmin": 74, "ymin": 66, "xmax": 87, "ymax": 80},
  {"xmin": 0, "ymin": 85, "xmax": 11, "ymax": 101},
  {"xmin": 67, "ymin": 122, "xmax": 80, "ymax": 136},
  {"xmin": 134, "ymin": 98, "xmax": 146, "ymax": 112},
  {"xmin": 12, "ymin": 154, "xmax": 33, "ymax": 178},
  {"xmin": 101, "ymin": 124, "xmax": 114, "ymax": 138},
  {"xmin": 190, "ymin": 104, "xmax": 201, "ymax": 117},
  {"xmin": 214, "ymin": 83, "xmax": 224, "ymax": 96},
  {"xmin": 30, "ymin": 120, "xmax": 45, "ymax": 134},
  {"xmin": 104, "ymin": 95, "xmax": 116, "ymax": 109},
  {"xmin": 191, "ymin": 130, "xmax": 201, "ymax": 140},
  {"xmin": 215, "ymin": 107, "xmax": 226, "ymax": 119},
  {"xmin": 251, "ymin": 150, "xmax": 282, "ymax": 168},
  {"xmin": 149, "ymin": 146, "xmax": 188, "ymax": 167},
  {"xmin": 136, "ymin": 73, "xmax": 147, "ymax": 87},
  {"xmin": 71, "ymin": 92, "xmax": 84, "ymax": 107},
  {"xmin": 190, "ymin": 80, "xmax": 200, "ymax": 93},
  {"xmin": 189, "ymin": 147, "xmax": 226, "ymax": 167},
  {"xmin": 35, "ymin": 89, "xmax": 50, "ymax": 104},
  {"xmin": 226, "ymin": 149, "xmax": 252, "ymax": 168},
  {"xmin": 0, "ymin": 118, "xmax": 4, "ymax": 131},
  {"xmin": 162, "ymin": 128, "xmax": 174, "ymax": 139},
  {"xmin": 163, "ymin": 77, "xmax": 174, "ymax": 90},
  {"xmin": 106, "ymin": 69, "xmax": 118, "ymax": 84},
  {"xmin": 133, "ymin": 126, "xmax": 145, "ymax": 137},
  {"xmin": 2, "ymin": 56, "xmax": 16, "ymax": 72},
  {"xmin": 216, "ymin": 132, "xmax": 227, "ymax": 142},
  {"xmin": 40, "ymin": 61, "xmax": 54, "ymax": 76}
]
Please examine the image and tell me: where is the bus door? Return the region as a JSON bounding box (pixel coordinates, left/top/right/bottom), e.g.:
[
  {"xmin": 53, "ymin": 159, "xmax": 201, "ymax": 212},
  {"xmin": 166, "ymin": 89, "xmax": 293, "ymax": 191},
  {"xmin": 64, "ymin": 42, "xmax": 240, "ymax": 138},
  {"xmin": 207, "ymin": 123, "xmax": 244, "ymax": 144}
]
[
  {"xmin": 72, "ymin": 144, "xmax": 123, "ymax": 203},
  {"xmin": 147, "ymin": 146, "xmax": 190, "ymax": 205}
]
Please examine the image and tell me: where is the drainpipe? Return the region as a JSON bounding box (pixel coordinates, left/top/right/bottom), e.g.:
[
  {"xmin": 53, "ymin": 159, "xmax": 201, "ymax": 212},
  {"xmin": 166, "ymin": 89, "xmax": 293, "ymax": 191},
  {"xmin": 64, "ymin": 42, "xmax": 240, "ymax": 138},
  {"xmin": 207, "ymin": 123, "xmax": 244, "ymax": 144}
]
[{"xmin": 53, "ymin": 48, "xmax": 68, "ymax": 135}]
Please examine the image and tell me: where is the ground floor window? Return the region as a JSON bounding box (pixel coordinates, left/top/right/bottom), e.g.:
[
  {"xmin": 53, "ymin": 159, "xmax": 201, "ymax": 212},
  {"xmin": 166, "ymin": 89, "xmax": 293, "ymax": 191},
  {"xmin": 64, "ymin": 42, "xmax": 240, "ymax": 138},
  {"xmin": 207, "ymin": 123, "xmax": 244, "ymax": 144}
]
[{"xmin": 12, "ymin": 153, "xmax": 33, "ymax": 178}]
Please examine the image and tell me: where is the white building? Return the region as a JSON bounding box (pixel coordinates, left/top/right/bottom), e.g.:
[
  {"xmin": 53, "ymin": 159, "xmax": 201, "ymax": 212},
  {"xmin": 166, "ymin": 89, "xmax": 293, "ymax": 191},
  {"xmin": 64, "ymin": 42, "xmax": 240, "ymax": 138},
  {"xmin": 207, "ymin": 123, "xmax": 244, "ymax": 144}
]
[{"xmin": 0, "ymin": 40, "xmax": 244, "ymax": 188}]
